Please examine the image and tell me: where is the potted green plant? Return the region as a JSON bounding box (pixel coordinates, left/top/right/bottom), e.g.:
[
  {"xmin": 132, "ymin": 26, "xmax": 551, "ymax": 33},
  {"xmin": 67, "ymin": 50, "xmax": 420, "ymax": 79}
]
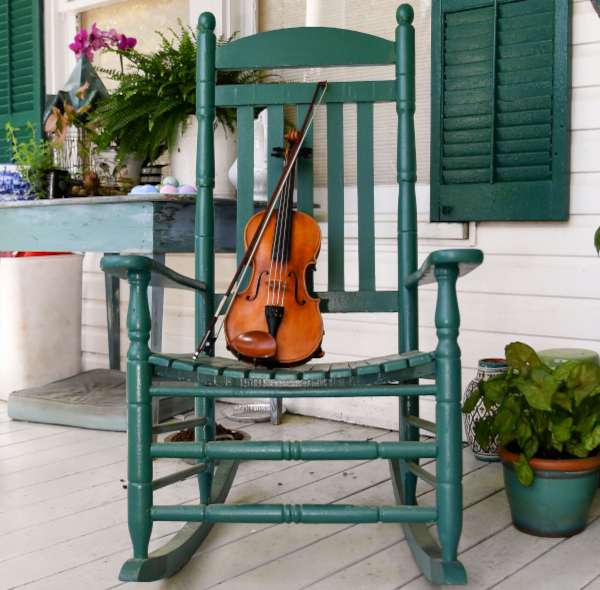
[
  {"xmin": 5, "ymin": 122, "xmax": 63, "ymax": 199},
  {"xmin": 89, "ymin": 24, "xmax": 267, "ymax": 194},
  {"xmin": 463, "ymin": 341, "xmax": 600, "ymax": 537}
]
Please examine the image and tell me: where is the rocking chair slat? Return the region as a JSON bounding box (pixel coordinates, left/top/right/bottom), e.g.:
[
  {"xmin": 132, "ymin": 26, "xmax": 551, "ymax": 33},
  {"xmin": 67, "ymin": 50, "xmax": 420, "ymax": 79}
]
[
  {"xmin": 357, "ymin": 101, "xmax": 376, "ymax": 292},
  {"xmin": 236, "ymin": 105, "xmax": 255, "ymax": 266},
  {"xmin": 152, "ymin": 462, "xmax": 208, "ymax": 491},
  {"xmin": 327, "ymin": 102, "xmax": 345, "ymax": 292},
  {"xmin": 296, "ymin": 103, "xmax": 315, "ymax": 217}
]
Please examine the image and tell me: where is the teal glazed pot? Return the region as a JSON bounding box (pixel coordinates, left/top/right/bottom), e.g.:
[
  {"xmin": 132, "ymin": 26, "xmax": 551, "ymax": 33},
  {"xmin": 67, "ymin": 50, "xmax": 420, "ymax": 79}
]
[{"xmin": 499, "ymin": 446, "xmax": 600, "ymax": 537}]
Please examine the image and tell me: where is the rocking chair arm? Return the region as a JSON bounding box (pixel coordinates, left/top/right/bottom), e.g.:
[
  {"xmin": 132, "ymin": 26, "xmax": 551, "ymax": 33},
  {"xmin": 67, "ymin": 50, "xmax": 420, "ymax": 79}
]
[
  {"xmin": 101, "ymin": 254, "xmax": 207, "ymax": 292},
  {"xmin": 404, "ymin": 249, "xmax": 484, "ymax": 289}
]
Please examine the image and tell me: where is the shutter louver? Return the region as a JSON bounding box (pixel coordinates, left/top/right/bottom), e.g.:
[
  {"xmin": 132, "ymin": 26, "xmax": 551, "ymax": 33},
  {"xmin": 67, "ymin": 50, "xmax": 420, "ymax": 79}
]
[
  {"xmin": 0, "ymin": 0, "xmax": 44, "ymax": 163},
  {"xmin": 430, "ymin": 0, "xmax": 570, "ymax": 222}
]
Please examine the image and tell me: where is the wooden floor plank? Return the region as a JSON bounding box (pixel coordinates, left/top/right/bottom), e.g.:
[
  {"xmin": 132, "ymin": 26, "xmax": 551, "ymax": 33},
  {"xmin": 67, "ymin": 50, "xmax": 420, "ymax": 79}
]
[
  {"xmin": 400, "ymin": 494, "xmax": 600, "ymax": 590},
  {"xmin": 0, "ymin": 419, "xmax": 40, "ymax": 434},
  {"xmin": 0, "ymin": 431, "xmax": 400, "ymax": 586},
  {"xmin": 209, "ymin": 463, "xmax": 502, "ymax": 590},
  {"xmin": 0, "ymin": 427, "xmax": 108, "ymax": 462},
  {"xmin": 0, "ymin": 423, "xmax": 70, "ymax": 447},
  {"xmin": 492, "ymin": 516, "xmax": 600, "ymax": 590},
  {"xmin": 584, "ymin": 575, "xmax": 600, "ymax": 590},
  {"xmin": 0, "ymin": 440, "xmax": 127, "ymax": 493},
  {"xmin": 0, "ymin": 431, "xmax": 125, "ymax": 476},
  {"xmin": 115, "ymin": 449, "xmax": 484, "ymax": 590}
]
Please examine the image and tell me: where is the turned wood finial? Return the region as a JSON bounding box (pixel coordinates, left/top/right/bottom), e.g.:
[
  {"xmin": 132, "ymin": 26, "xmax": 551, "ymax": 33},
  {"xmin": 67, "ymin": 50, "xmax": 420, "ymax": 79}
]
[
  {"xmin": 397, "ymin": 4, "xmax": 414, "ymax": 24},
  {"xmin": 199, "ymin": 12, "xmax": 216, "ymax": 31}
]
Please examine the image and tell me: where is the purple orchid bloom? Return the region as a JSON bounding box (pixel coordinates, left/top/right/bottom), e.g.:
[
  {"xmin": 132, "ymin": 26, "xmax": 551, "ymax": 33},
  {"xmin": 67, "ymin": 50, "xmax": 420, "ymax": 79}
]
[{"xmin": 69, "ymin": 26, "xmax": 137, "ymax": 60}]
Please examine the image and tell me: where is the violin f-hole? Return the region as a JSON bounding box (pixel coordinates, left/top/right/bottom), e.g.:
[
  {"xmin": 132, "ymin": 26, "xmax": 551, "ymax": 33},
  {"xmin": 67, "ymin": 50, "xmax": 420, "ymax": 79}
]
[
  {"xmin": 288, "ymin": 271, "xmax": 306, "ymax": 305},
  {"xmin": 246, "ymin": 270, "xmax": 269, "ymax": 301}
]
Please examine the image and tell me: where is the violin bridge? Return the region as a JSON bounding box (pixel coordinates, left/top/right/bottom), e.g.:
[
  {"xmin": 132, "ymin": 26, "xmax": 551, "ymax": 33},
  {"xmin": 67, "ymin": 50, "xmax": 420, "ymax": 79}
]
[{"xmin": 267, "ymin": 279, "xmax": 288, "ymax": 291}]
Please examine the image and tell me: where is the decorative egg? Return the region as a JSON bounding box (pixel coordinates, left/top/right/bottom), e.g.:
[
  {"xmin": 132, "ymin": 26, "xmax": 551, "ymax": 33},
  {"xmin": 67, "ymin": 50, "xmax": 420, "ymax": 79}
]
[
  {"xmin": 162, "ymin": 176, "xmax": 179, "ymax": 187},
  {"xmin": 178, "ymin": 185, "xmax": 197, "ymax": 194},
  {"xmin": 131, "ymin": 184, "xmax": 158, "ymax": 194},
  {"xmin": 159, "ymin": 184, "xmax": 178, "ymax": 194}
]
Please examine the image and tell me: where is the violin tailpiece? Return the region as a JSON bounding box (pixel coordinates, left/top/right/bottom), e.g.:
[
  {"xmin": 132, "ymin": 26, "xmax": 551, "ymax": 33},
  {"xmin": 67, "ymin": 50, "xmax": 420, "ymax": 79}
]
[{"xmin": 265, "ymin": 305, "xmax": 284, "ymax": 338}]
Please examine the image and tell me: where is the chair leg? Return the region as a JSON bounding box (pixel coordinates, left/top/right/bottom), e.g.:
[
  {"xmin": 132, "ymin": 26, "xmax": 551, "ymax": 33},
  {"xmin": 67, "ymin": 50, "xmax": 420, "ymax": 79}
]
[
  {"xmin": 399, "ymin": 395, "xmax": 420, "ymax": 505},
  {"xmin": 196, "ymin": 395, "xmax": 215, "ymax": 504},
  {"xmin": 125, "ymin": 269, "xmax": 153, "ymax": 560}
]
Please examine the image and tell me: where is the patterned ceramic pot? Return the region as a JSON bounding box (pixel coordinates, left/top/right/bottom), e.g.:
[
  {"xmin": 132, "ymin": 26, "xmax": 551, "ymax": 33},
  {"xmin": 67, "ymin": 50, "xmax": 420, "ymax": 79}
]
[{"xmin": 462, "ymin": 358, "xmax": 509, "ymax": 462}]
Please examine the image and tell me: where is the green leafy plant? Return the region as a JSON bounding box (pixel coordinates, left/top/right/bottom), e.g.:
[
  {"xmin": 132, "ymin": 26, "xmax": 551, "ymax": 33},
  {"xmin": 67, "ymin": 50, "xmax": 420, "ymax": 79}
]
[
  {"xmin": 89, "ymin": 25, "xmax": 268, "ymax": 164},
  {"xmin": 463, "ymin": 342, "xmax": 600, "ymax": 486},
  {"xmin": 5, "ymin": 122, "xmax": 57, "ymax": 198}
]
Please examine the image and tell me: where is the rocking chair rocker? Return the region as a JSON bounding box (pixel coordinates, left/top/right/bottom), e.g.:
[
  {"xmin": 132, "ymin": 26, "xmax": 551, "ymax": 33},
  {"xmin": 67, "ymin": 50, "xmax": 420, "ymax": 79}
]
[{"xmin": 102, "ymin": 5, "xmax": 483, "ymax": 584}]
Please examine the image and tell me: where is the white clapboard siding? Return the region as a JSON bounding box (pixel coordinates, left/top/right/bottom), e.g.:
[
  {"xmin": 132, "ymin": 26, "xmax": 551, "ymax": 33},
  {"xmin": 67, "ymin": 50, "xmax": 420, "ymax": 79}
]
[{"xmin": 80, "ymin": 4, "xmax": 600, "ymax": 432}]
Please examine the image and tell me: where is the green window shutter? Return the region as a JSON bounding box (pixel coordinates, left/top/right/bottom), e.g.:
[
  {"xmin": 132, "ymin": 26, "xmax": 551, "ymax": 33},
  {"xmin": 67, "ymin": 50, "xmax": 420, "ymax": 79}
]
[
  {"xmin": 0, "ymin": 0, "xmax": 45, "ymax": 163},
  {"xmin": 430, "ymin": 0, "xmax": 571, "ymax": 222}
]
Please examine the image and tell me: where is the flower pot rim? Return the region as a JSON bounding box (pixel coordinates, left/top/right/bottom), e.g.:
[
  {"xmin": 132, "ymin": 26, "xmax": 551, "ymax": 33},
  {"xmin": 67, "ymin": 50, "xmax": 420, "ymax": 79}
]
[{"xmin": 498, "ymin": 445, "xmax": 600, "ymax": 472}]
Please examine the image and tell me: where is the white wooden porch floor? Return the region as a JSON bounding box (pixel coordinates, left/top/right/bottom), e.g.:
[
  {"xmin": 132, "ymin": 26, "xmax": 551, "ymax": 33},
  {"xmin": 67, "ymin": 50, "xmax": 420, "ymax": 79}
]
[{"xmin": 1, "ymin": 399, "xmax": 600, "ymax": 590}]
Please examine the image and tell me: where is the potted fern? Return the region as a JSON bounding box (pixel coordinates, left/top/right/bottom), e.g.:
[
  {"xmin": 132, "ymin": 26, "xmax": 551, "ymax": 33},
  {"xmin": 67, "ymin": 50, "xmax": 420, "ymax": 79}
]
[
  {"xmin": 463, "ymin": 342, "xmax": 600, "ymax": 537},
  {"xmin": 89, "ymin": 24, "xmax": 265, "ymax": 196}
]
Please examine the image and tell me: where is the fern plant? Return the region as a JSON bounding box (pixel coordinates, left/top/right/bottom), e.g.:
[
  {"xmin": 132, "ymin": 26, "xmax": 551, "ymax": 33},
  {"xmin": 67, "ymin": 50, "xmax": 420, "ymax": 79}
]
[{"xmin": 89, "ymin": 25, "xmax": 267, "ymax": 164}]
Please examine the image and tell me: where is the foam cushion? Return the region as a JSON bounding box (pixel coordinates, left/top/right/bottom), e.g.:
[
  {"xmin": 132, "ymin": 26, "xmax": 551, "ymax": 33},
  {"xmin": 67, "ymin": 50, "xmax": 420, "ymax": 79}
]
[{"xmin": 7, "ymin": 369, "xmax": 193, "ymax": 431}]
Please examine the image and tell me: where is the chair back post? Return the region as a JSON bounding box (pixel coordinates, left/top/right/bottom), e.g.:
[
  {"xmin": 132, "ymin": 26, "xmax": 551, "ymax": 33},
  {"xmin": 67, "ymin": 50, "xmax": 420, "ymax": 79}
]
[
  {"xmin": 395, "ymin": 4, "xmax": 418, "ymax": 354},
  {"xmin": 195, "ymin": 12, "xmax": 217, "ymax": 347}
]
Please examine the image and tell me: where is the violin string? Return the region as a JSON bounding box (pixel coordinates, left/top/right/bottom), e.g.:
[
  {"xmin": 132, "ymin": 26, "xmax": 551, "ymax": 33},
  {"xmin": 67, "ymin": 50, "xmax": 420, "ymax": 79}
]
[
  {"xmin": 280, "ymin": 160, "xmax": 295, "ymax": 306},
  {"xmin": 273, "ymin": 157, "xmax": 290, "ymax": 306},
  {"xmin": 277, "ymin": 161, "xmax": 293, "ymax": 306}
]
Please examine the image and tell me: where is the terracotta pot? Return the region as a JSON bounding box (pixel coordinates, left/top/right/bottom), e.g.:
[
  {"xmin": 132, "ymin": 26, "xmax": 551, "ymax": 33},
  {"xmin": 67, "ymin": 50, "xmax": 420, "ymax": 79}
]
[{"xmin": 498, "ymin": 445, "xmax": 600, "ymax": 537}]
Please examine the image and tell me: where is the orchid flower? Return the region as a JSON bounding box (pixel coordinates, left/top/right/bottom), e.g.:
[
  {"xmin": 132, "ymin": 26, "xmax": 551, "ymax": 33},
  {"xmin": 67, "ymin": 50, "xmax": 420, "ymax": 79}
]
[{"xmin": 69, "ymin": 24, "xmax": 137, "ymax": 61}]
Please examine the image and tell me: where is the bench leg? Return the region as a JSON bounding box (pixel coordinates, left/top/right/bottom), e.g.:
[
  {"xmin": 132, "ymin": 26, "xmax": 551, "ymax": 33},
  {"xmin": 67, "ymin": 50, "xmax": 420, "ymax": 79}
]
[{"xmin": 196, "ymin": 394, "xmax": 215, "ymax": 504}]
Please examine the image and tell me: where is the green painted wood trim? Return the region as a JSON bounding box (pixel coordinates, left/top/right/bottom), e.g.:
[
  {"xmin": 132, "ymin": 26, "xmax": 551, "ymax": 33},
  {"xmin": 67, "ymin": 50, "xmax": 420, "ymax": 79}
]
[
  {"xmin": 404, "ymin": 249, "xmax": 484, "ymax": 288},
  {"xmin": 152, "ymin": 462, "xmax": 207, "ymax": 491},
  {"xmin": 151, "ymin": 503, "xmax": 438, "ymax": 524},
  {"xmin": 215, "ymin": 28, "xmax": 395, "ymax": 70},
  {"xmin": 149, "ymin": 383, "xmax": 437, "ymax": 398},
  {"xmin": 433, "ymin": 264, "xmax": 464, "ymax": 563},
  {"xmin": 151, "ymin": 440, "xmax": 438, "ymax": 461},
  {"xmin": 236, "ymin": 106, "xmax": 254, "ymax": 266},
  {"xmin": 0, "ymin": 0, "xmax": 45, "ymax": 163},
  {"xmin": 396, "ymin": 4, "xmax": 418, "ymax": 356},
  {"xmin": 406, "ymin": 415, "xmax": 437, "ymax": 434},
  {"xmin": 406, "ymin": 460, "xmax": 438, "ymax": 488},
  {"xmin": 125, "ymin": 269, "xmax": 153, "ymax": 560},
  {"xmin": 195, "ymin": 12, "xmax": 217, "ymax": 349},
  {"xmin": 430, "ymin": 0, "xmax": 571, "ymax": 222},
  {"xmin": 315, "ymin": 290, "xmax": 398, "ymax": 313},
  {"xmin": 327, "ymin": 102, "xmax": 345, "ymax": 291},
  {"xmin": 215, "ymin": 81, "xmax": 396, "ymax": 107},
  {"xmin": 267, "ymin": 105, "xmax": 284, "ymax": 204},
  {"xmin": 151, "ymin": 416, "xmax": 207, "ymax": 435},
  {"xmin": 101, "ymin": 255, "xmax": 207, "ymax": 292},
  {"xmin": 388, "ymin": 459, "xmax": 468, "ymax": 584},
  {"xmin": 357, "ymin": 102, "xmax": 376, "ymax": 292},
  {"xmin": 119, "ymin": 459, "xmax": 239, "ymax": 582},
  {"xmin": 296, "ymin": 104, "xmax": 314, "ymax": 216}
]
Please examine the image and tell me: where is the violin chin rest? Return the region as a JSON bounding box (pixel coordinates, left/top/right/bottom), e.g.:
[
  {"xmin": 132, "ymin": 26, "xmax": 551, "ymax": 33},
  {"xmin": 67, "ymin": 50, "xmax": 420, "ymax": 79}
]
[{"xmin": 231, "ymin": 330, "xmax": 277, "ymax": 359}]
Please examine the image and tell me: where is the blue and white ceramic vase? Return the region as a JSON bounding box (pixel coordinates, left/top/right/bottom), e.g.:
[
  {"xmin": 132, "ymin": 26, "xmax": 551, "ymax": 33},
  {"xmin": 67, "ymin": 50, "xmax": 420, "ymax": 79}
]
[
  {"xmin": 0, "ymin": 165, "xmax": 33, "ymax": 198},
  {"xmin": 462, "ymin": 358, "xmax": 509, "ymax": 462}
]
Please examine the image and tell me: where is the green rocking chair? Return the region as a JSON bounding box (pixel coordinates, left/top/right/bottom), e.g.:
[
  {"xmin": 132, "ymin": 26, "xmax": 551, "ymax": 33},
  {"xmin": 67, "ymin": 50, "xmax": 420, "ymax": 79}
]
[{"xmin": 102, "ymin": 5, "xmax": 483, "ymax": 585}]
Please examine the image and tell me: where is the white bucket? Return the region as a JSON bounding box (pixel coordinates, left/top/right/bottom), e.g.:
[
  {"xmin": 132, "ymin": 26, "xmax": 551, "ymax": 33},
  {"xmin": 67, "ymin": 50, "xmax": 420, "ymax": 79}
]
[{"xmin": 0, "ymin": 254, "xmax": 83, "ymax": 402}]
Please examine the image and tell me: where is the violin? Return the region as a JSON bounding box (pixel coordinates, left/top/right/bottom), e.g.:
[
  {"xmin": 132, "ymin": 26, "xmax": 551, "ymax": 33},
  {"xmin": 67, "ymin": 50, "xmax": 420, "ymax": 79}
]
[
  {"xmin": 224, "ymin": 128, "xmax": 324, "ymax": 367},
  {"xmin": 193, "ymin": 82, "xmax": 327, "ymax": 368}
]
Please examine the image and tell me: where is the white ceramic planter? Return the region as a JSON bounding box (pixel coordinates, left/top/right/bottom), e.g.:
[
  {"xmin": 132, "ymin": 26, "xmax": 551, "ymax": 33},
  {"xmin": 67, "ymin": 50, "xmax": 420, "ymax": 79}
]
[
  {"xmin": 0, "ymin": 254, "xmax": 83, "ymax": 402},
  {"xmin": 228, "ymin": 109, "xmax": 269, "ymax": 199},
  {"xmin": 170, "ymin": 117, "xmax": 237, "ymax": 197}
]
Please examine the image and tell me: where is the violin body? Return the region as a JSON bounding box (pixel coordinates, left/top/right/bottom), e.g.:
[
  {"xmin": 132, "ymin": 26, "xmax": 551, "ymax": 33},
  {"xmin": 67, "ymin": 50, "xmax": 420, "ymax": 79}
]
[{"xmin": 224, "ymin": 209, "xmax": 323, "ymax": 367}]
